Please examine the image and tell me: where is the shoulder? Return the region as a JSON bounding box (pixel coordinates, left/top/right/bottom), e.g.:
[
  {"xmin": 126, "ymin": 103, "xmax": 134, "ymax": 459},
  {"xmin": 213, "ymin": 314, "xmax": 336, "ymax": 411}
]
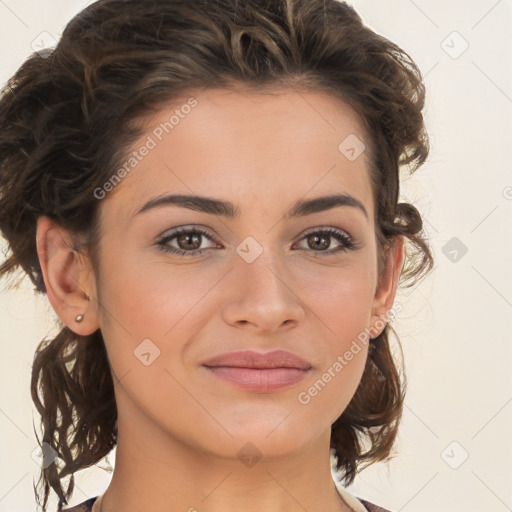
[
  {"xmin": 358, "ymin": 497, "xmax": 394, "ymax": 512},
  {"xmin": 62, "ymin": 497, "xmax": 98, "ymax": 512}
]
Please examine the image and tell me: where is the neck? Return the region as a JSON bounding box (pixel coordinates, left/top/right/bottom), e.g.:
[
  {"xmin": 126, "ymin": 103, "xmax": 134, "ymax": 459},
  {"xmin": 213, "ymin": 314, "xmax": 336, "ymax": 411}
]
[{"xmin": 98, "ymin": 413, "xmax": 351, "ymax": 512}]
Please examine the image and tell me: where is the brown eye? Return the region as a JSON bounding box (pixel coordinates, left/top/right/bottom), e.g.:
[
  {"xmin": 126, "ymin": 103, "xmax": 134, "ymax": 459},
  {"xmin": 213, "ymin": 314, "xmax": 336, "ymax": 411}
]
[
  {"xmin": 306, "ymin": 233, "xmax": 330, "ymax": 250},
  {"xmin": 176, "ymin": 232, "xmax": 202, "ymax": 251},
  {"xmin": 156, "ymin": 226, "xmax": 219, "ymax": 256},
  {"xmin": 295, "ymin": 228, "xmax": 357, "ymax": 255}
]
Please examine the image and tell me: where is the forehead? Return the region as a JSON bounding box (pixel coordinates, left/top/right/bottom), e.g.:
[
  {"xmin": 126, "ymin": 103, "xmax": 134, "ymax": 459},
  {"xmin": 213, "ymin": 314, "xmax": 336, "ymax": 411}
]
[{"xmin": 101, "ymin": 87, "xmax": 374, "ymax": 224}]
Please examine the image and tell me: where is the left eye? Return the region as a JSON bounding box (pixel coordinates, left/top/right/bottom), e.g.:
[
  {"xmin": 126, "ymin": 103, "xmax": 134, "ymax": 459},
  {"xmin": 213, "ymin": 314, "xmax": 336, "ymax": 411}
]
[
  {"xmin": 156, "ymin": 226, "xmax": 219, "ymax": 256},
  {"xmin": 155, "ymin": 226, "xmax": 358, "ymax": 257}
]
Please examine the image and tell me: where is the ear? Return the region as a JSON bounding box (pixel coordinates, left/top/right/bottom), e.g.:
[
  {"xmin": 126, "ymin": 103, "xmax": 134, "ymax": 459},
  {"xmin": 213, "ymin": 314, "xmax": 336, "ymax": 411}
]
[
  {"xmin": 369, "ymin": 235, "xmax": 405, "ymax": 338},
  {"xmin": 35, "ymin": 216, "xmax": 100, "ymax": 335}
]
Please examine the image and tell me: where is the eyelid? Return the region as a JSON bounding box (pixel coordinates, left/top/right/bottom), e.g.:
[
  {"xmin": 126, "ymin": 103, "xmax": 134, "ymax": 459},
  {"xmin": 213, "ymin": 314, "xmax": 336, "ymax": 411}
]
[
  {"xmin": 157, "ymin": 223, "xmax": 215, "ymax": 238},
  {"xmin": 156, "ymin": 224, "xmax": 354, "ymax": 242},
  {"xmin": 296, "ymin": 225, "xmax": 351, "ymax": 239},
  {"xmin": 156, "ymin": 225, "xmax": 221, "ymax": 248}
]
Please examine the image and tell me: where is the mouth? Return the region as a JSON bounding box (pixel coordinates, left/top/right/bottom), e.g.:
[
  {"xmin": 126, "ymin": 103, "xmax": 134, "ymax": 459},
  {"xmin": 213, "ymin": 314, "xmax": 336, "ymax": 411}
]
[{"xmin": 202, "ymin": 350, "xmax": 312, "ymax": 392}]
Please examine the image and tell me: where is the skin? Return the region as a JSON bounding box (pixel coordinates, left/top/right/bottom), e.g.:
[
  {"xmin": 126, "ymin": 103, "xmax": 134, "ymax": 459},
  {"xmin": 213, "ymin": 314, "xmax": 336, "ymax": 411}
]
[{"xmin": 36, "ymin": 87, "xmax": 404, "ymax": 512}]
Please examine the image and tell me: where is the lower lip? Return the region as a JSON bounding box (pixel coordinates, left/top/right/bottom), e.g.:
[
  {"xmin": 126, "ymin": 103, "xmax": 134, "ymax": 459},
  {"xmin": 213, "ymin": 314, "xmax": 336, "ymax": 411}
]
[{"xmin": 204, "ymin": 366, "xmax": 310, "ymax": 392}]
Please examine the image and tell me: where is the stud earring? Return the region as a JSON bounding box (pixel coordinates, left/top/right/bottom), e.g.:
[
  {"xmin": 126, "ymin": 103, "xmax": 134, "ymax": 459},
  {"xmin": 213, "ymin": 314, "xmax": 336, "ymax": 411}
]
[{"xmin": 75, "ymin": 314, "xmax": 84, "ymax": 323}]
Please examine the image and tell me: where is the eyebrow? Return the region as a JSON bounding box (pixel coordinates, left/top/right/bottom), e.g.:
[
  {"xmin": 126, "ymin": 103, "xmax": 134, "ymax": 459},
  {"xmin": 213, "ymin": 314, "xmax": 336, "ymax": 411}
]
[{"xmin": 134, "ymin": 193, "xmax": 368, "ymax": 220}]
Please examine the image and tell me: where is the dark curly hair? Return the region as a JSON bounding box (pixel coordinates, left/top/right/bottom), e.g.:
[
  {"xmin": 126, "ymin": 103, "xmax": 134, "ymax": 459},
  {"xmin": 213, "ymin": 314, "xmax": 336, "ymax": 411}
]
[{"xmin": 0, "ymin": 0, "xmax": 433, "ymax": 510}]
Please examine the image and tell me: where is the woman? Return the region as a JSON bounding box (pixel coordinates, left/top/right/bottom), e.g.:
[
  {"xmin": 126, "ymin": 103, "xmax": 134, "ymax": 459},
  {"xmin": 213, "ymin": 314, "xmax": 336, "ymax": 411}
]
[{"xmin": 0, "ymin": 0, "xmax": 433, "ymax": 511}]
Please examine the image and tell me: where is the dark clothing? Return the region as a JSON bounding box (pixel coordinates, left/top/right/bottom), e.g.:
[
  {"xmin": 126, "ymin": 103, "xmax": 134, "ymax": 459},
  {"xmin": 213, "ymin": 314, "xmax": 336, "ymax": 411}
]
[
  {"xmin": 62, "ymin": 497, "xmax": 97, "ymax": 511},
  {"xmin": 359, "ymin": 498, "xmax": 394, "ymax": 512}
]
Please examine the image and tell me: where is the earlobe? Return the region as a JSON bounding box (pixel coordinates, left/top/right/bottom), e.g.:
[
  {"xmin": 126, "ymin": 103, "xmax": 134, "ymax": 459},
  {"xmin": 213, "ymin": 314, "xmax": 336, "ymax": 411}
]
[
  {"xmin": 35, "ymin": 216, "xmax": 100, "ymax": 335},
  {"xmin": 369, "ymin": 236, "xmax": 406, "ymax": 338}
]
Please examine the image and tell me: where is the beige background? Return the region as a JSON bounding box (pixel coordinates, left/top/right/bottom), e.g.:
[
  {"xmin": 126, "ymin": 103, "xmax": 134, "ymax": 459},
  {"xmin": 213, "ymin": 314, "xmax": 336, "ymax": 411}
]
[{"xmin": 0, "ymin": 1, "xmax": 511, "ymax": 511}]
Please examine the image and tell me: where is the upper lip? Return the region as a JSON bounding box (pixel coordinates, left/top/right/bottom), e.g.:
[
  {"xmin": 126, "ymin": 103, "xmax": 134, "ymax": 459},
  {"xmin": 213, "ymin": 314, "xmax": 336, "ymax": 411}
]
[{"xmin": 202, "ymin": 350, "xmax": 312, "ymax": 370}]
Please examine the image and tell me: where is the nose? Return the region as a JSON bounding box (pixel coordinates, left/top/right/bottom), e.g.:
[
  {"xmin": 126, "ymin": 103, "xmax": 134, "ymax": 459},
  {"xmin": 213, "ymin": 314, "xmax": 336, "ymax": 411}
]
[{"xmin": 220, "ymin": 246, "xmax": 306, "ymax": 334}]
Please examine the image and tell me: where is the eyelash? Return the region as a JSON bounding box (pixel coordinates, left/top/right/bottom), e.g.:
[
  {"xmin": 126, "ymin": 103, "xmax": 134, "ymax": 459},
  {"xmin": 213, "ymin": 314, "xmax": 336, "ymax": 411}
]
[{"xmin": 155, "ymin": 225, "xmax": 359, "ymax": 257}]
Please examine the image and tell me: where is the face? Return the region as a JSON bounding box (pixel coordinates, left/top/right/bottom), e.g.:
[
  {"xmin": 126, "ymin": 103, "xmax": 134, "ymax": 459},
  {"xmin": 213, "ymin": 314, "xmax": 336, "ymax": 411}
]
[{"xmin": 85, "ymin": 87, "xmax": 392, "ymax": 461}]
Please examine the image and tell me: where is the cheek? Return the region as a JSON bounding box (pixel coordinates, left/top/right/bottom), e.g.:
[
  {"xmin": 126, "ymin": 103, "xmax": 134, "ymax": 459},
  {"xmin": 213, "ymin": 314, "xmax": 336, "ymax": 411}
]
[
  {"xmin": 296, "ymin": 307, "xmax": 370, "ymax": 430},
  {"xmin": 319, "ymin": 276, "xmax": 373, "ymax": 324},
  {"xmin": 293, "ymin": 261, "xmax": 375, "ymax": 419},
  {"xmin": 296, "ymin": 254, "xmax": 377, "ymax": 335},
  {"xmin": 95, "ymin": 249, "xmax": 221, "ymax": 380},
  {"xmin": 97, "ymin": 245, "xmax": 203, "ymax": 334}
]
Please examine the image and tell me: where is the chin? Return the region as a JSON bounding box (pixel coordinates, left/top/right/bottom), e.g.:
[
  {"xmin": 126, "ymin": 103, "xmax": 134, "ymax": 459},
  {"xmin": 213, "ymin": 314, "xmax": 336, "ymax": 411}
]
[
  {"xmin": 206, "ymin": 432, "xmax": 313, "ymax": 465},
  {"xmin": 207, "ymin": 407, "xmax": 322, "ymax": 459}
]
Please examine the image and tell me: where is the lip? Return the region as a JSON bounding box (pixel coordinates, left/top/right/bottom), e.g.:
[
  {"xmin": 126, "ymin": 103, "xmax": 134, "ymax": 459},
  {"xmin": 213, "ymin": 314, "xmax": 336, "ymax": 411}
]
[{"xmin": 202, "ymin": 350, "xmax": 312, "ymax": 392}]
